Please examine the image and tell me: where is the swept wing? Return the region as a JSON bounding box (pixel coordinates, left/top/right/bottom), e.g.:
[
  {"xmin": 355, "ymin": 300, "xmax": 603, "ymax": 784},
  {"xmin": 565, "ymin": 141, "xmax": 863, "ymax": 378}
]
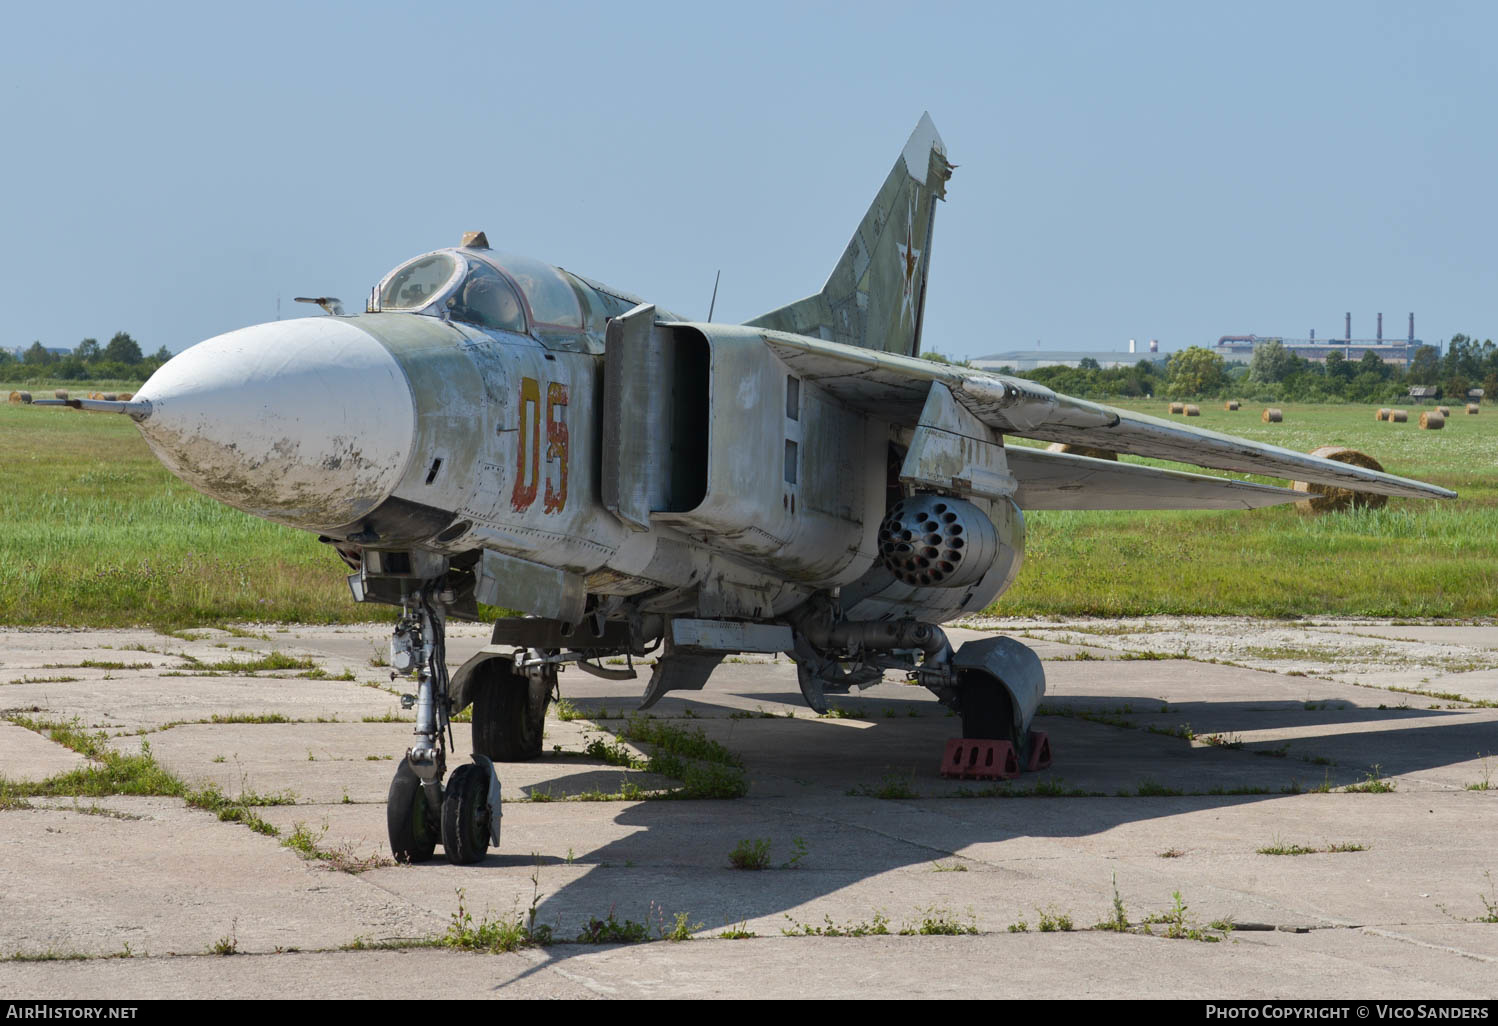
[{"xmin": 760, "ymin": 331, "xmax": 1455, "ymax": 503}]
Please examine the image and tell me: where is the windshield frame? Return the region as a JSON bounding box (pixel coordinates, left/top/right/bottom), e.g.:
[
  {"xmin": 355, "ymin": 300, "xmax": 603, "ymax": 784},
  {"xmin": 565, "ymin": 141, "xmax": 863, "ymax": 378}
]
[
  {"xmin": 442, "ymin": 259, "xmax": 529, "ymax": 335},
  {"xmin": 372, "ymin": 252, "xmax": 464, "ymax": 314}
]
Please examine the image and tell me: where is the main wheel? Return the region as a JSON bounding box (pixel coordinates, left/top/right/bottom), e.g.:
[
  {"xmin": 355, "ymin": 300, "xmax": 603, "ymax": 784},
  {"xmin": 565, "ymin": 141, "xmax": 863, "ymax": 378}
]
[
  {"xmin": 441, "ymin": 763, "xmax": 491, "ymax": 865},
  {"xmin": 472, "ymin": 660, "xmax": 551, "ymax": 761},
  {"xmin": 958, "ymin": 671, "xmax": 1018, "ymax": 744},
  {"xmin": 386, "ymin": 759, "xmax": 437, "ymax": 863}
]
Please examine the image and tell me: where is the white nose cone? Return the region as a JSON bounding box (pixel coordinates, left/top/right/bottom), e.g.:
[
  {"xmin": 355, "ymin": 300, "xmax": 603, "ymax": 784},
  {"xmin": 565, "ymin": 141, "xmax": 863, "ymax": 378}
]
[{"xmin": 135, "ymin": 318, "xmax": 416, "ymax": 531}]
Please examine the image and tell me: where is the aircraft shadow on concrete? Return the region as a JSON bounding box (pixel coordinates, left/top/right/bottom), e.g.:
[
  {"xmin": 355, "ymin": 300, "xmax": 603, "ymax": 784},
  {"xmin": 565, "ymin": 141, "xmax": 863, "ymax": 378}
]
[{"xmin": 451, "ymin": 688, "xmax": 1492, "ymax": 975}]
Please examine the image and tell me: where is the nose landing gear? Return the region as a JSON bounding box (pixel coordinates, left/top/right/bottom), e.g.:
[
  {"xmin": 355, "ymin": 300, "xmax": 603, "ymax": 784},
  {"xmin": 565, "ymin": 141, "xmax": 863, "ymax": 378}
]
[{"xmin": 384, "ymin": 589, "xmax": 501, "ymax": 865}]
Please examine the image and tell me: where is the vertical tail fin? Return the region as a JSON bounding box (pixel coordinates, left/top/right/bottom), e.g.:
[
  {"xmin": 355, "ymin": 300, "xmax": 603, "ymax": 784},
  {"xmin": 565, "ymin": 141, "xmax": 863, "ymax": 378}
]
[{"xmin": 746, "ymin": 113, "xmax": 953, "ymax": 357}]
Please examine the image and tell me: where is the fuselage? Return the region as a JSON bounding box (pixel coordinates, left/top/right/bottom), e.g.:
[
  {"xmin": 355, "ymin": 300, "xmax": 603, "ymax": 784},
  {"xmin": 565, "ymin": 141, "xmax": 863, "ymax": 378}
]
[{"xmin": 130, "ymin": 242, "xmax": 1026, "ymax": 626}]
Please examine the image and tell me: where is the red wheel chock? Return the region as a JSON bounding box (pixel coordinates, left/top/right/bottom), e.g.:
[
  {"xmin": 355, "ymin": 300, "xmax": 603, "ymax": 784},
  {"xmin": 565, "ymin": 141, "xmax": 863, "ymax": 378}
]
[
  {"xmin": 939, "ymin": 732, "xmax": 1053, "ymax": 780},
  {"xmin": 1025, "ymin": 730, "xmax": 1052, "ymax": 771},
  {"xmin": 940, "ymin": 739, "xmax": 1020, "ymax": 780}
]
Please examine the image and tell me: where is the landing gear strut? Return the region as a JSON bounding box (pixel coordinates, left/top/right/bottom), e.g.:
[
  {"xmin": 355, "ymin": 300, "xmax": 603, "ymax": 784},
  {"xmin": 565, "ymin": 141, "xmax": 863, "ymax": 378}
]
[
  {"xmin": 384, "ymin": 588, "xmax": 501, "ymax": 865},
  {"xmin": 788, "ymin": 599, "xmax": 1047, "ymax": 770}
]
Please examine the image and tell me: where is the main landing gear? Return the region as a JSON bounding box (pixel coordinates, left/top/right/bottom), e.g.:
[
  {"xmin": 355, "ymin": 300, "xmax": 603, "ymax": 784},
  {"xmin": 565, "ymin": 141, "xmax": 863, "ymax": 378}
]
[
  {"xmin": 788, "ymin": 600, "xmax": 1049, "ymax": 773},
  {"xmin": 383, "ymin": 590, "xmax": 502, "ymax": 865}
]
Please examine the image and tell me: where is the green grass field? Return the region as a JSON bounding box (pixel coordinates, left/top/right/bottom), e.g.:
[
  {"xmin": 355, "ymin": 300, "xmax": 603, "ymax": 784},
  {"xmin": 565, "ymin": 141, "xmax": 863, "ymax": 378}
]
[
  {"xmin": 1007, "ymin": 400, "xmax": 1496, "ymax": 617},
  {"xmin": 2, "ymin": 394, "xmax": 1494, "ymax": 626},
  {"xmin": 1, "ymin": 397, "xmax": 367, "ymax": 627}
]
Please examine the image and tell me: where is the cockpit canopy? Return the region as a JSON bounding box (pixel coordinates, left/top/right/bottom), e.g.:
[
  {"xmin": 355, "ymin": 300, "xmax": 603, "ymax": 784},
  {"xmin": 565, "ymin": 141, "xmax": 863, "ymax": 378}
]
[
  {"xmin": 371, "ymin": 245, "xmax": 641, "ymax": 346},
  {"xmin": 375, "ymin": 251, "xmax": 528, "ymax": 334}
]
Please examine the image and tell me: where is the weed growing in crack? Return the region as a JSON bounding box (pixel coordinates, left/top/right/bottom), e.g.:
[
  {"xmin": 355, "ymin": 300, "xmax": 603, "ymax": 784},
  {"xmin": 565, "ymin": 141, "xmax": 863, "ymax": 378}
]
[
  {"xmin": 1468, "ymin": 754, "xmax": 1494, "ymax": 792},
  {"xmin": 584, "ymin": 735, "xmax": 645, "ymax": 769},
  {"xmin": 728, "ymin": 838, "xmax": 771, "ymax": 871},
  {"xmin": 901, "ymin": 906, "xmax": 978, "ymax": 935},
  {"xmin": 1257, "ymin": 837, "xmax": 1320, "ymax": 856},
  {"xmin": 280, "ymin": 820, "xmax": 392, "ymax": 873},
  {"xmin": 1036, "ymin": 907, "xmax": 1074, "ymax": 932},
  {"xmin": 1478, "ymin": 872, "xmax": 1498, "ymax": 925},
  {"xmin": 576, "ymin": 910, "xmax": 649, "ymax": 944},
  {"xmin": 1135, "ymin": 778, "xmax": 1183, "ymax": 797},
  {"xmin": 657, "ymin": 908, "xmax": 702, "ymax": 942},
  {"xmin": 185, "ymin": 783, "xmax": 282, "ymax": 836},
  {"xmin": 781, "ymin": 912, "xmax": 890, "ymax": 937},
  {"xmin": 445, "ymin": 864, "xmax": 553, "ymax": 952},
  {"xmin": 1139, "ymin": 890, "xmax": 1226, "ymax": 942},
  {"xmin": 210, "ymin": 920, "xmax": 238, "ymax": 956},
  {"xmin": 1344, "ymin": 766, "xmax": 1397, "ymax": 793},
  {"xmin": 1094, "ymin": 875, "xmax": 1130, "ymax": 932},
  {"xmin": 849, "ymin": 771, "xmax": 918, "ymax": 799}
]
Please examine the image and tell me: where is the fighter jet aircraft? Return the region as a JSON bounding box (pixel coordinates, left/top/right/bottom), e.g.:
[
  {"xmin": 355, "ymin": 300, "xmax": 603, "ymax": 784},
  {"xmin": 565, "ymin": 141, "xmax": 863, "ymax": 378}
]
[{"xmin": 23, "ymin": 113, "xmax": 1454, "ymax": 865}]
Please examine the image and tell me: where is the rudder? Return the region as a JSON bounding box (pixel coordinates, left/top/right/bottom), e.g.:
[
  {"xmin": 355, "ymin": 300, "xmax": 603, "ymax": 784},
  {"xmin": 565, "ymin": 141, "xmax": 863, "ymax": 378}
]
[{"xmin": 747, "ymin": 113, "xmax": 953, "ymax": 357}]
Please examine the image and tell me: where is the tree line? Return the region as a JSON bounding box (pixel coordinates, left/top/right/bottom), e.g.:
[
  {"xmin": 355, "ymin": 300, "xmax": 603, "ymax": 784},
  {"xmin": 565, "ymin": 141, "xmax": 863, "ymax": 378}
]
[
  {"xmin": 1, "ymin": 332, "xmax": 172, "ymax": 382},
  {"xmin": 975, "ymin": 335, "xmax": 1498, "ymax": 403}
]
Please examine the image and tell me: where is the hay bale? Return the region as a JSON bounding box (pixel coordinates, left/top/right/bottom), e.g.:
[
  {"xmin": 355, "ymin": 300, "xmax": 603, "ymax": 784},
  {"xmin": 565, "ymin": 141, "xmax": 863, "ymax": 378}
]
[
  {"xmin": 118, "ymin": 392, "xmax": 133, "ymax": 401},
  {"xmin": 1225, "ymin": 400, "xmax": 1240, "ymax": 411},
  {"xmin": 87, "ymin": 392, "xmax": 103, "ymax": 400},
  {"xmin": 101, "ymin": 393, "xmax": 118, "ymax": 402},
  {"xmin": 1420, "ymin": 411, "xmax": 1445, "ymax": 430},
  {"xmin": 1184, "ymin": 404, "xmax": 1200, "ymax": 417},
  {"xmin": 1389, "ymin": 409, "xmax": 1407, "ymax": 423},
  {"xmin": 1437, "ymin": 406, "xmax": 1451, "ymax": 417},
  {"xmin": 1046, "ymin": 442, "xmax": 1118, "ymax": 461},
  {"xmin": 1262, "ymin": 408, "xmax": 1283, "ymax": 423},
  {"xmin": 8, "ymin": 390, "xmax": 27, "ymax": 404},
  {"xmin": 1292, "ymin": 446, "xmax": 1389, "ymax": 515},
  {"xmin": 54, "ymin": 389, "xmax": 68, "ymax": 400},
  {"xmin": 1468, "ymin": 403, "xmax": 1481, "ymax": 415},
  {"xmin": 1375, "ymin": 408, "xmax": 1389, "ymax": 421},
  {"xmin": 1168, "ymin": 402, "xmax": 1184, "ymax": 415}
]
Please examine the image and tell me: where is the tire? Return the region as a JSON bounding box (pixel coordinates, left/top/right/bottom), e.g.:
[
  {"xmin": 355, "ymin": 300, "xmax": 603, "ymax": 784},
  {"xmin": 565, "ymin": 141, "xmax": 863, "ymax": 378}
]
[
  {"xmin": 441, "ymin": 763, "xmax": 491, "ymax": 866},
  {"xmin": 471, "ymin": 660, "xmax": 551, "ymax": 761},
  {"xmin": 958, "ymin": 671, "xmax": 1018, "ymax": 744},
  {"xmin": 386, "ymin": 759, "xmax": 437, "ymax": 864}
]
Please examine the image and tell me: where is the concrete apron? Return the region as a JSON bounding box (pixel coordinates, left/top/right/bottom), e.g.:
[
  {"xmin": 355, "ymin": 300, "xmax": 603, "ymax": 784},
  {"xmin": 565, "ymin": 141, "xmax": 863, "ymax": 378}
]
[{"xmin": 0, "ymin": 619, "xmax": 1495, "ymax": 999}]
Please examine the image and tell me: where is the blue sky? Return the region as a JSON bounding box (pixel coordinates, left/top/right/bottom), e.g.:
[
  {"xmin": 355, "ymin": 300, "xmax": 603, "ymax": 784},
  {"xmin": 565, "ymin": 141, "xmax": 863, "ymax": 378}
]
[{"xmin": 2, "ymin": 0, "xmax": 1493, "ymax": 360}]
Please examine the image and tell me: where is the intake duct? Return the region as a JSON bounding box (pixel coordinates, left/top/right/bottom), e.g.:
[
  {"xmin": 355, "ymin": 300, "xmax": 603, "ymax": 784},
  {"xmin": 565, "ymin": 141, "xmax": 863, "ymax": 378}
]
[{"xmin": 877, "ymin": 494, "xmax": 998, "ymax": 588}]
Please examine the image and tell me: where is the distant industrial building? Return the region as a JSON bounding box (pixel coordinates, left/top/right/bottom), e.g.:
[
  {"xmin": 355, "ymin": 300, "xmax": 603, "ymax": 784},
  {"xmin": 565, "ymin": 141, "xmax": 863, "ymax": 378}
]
[
  {"xmin": 1215, "ymin": 312, "xmax": 1433, "ymax": 367},
  {"xmin": 972, "ymin": 338, "xmax": 1160, "ymax": 372}
]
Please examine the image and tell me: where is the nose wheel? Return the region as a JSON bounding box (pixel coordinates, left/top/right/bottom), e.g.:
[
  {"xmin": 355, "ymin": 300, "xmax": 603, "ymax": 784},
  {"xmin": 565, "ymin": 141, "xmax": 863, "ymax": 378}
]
[
  {"xmin": 386, "ymin": 758, "xmax": 437, "ymax": 863},
  {"xmin": 441, "ymin": 763, "xmax": 494, "ymax": 865},
  {"xmin": 386, "ymin": 758, "xmax": 501, "ymax": 865},
  {"xmin": 382, "ymin": 588, "xmax": 502, "ymax": 866}
]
